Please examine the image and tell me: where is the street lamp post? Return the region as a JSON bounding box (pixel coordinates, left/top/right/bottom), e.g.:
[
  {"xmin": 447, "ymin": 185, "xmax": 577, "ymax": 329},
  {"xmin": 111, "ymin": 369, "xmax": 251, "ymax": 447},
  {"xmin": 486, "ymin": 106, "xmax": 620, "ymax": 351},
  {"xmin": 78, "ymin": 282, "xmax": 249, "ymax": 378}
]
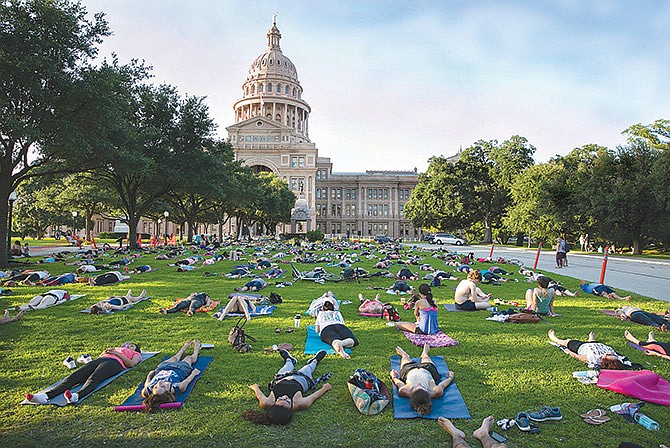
[
  {"xmin": 163, "ymin": 211, "xmax": 169, "ymax": 243},
  {"xmin": 7, "ymin": 191, "xmax": 17, "ymax": 256},
  {"xmin": 157, "ymin": 219, "xmax": 162, "ymax": 243},
  {"xmin": 72, "ymin": 211, "xmax": 78, "ymax": 236}
]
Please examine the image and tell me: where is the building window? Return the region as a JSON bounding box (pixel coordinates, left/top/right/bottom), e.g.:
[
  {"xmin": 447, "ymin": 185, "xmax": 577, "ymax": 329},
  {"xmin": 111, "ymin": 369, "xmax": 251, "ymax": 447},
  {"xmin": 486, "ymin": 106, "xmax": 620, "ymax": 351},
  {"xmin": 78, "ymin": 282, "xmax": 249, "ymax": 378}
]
[
  {"xmin": 345, "ymin": 204, "xmax": 350, "ymax": 216},
  {"xmin": 351, "ymin": 204, "xmax": 356, "ymax": 216},
  {"xmin": 383, "ymin": 188, "xmax": 389, "ymax": 200},
  {"xmin": 276, "ymin": 83, "xmax": 281, "ymax": 93},
  {"xmin": 351, "ymin": 189, "xmax": 357, "ymax": 200},
  {"xmin": 331, "ymin": 189, "xmax": 336, "ymax": 200},
  {"xmin": 298, "ymin": 156, "xmax": 305, "ymax": 167},
  {"xmin": 367, "ymin": 205, "xmax": 372, "ymax": 216},
  {"xmin": 285, "ymin": 86, "xmax": 289, "ymax": 94},
  {"xmin": 383, "ymin": 204, "xmax": 389, "ymax": 216},
  {"xmin": 316, "ymin": 189, "xmax": 321, "ymax": 200},
  {"xmin": 345, "ymin": 189, "xmax": 351, "ymax": 200},
  {"xmin": 367, "ymin": 189, "xmax": 372, "ymax": 200},
  {"xmin": 267, "ymin": 82, "xmax": 272, "ymax": 92},
  {"xmin": 336, "ymin": 188, "xmax": 342, "ymax": 199},
  {"xmin": 373, "ymin": 204, "xmax": 378, "ymax": 216},
  {"xmin": 259, "ymin": 84, "xmax": 264, "ymax": 93}
]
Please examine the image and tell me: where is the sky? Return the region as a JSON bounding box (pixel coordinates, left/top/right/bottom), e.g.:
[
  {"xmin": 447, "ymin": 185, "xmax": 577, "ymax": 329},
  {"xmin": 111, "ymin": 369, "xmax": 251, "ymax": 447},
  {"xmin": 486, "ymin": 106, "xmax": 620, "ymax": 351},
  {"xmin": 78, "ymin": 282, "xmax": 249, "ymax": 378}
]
[{"xmin": 83, "ymin": 0, "xmax": 670, "ymax": 172}]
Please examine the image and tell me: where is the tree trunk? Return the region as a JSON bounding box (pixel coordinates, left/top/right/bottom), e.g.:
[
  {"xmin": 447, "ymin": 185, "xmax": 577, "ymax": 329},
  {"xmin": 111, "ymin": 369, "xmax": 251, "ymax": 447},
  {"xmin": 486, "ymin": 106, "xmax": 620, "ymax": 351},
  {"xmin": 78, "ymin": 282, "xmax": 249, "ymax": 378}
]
[
  {"xmin": 515, "ymin": 231, "xmax": 524, "ymax": 247},
  {"xmin": 632, "ymin": 237, "xmax": 641, "ymax": 255},
  {"xmin": 0, "ymin": 190, "xmax": 9, "ymax": 267},
  {"xmin": 483, "ymin": 216, "xmax": 493, "ymax": 244},
  {"xmin": 127, "ymin": 214, "xmax": 140, "ymax": 250},
  {"xmin": 85, "ymin": 211, "xmax": 93, "ymax": 241}
]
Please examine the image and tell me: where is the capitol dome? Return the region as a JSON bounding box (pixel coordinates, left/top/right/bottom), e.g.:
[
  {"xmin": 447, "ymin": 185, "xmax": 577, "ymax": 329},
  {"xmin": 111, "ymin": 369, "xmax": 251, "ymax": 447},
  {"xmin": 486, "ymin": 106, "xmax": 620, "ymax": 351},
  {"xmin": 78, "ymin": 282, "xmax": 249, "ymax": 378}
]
[
  {"xmin": 233, "ymin": 19, "xmax": 311, "ymax": 140},
  {"xmin": 248, "ymin": 23, "xmax": 299, "ymax": 83}
]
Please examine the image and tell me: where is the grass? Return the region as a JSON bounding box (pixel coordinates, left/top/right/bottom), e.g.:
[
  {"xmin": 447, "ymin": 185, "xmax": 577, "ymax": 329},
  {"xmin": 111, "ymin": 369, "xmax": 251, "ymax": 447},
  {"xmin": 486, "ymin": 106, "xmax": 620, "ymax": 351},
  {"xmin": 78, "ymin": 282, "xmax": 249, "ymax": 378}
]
[{"xmin": 1, "ymin": 242, "xmax": 669, "ymax": 448}]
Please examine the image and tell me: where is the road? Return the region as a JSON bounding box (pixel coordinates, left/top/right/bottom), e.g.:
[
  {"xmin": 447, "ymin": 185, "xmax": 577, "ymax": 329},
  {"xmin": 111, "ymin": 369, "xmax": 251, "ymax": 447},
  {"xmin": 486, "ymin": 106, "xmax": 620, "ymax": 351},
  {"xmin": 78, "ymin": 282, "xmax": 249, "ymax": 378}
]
[{"xmin": 416, "ymin": 243, "xmax": 670, "ymax": 302}]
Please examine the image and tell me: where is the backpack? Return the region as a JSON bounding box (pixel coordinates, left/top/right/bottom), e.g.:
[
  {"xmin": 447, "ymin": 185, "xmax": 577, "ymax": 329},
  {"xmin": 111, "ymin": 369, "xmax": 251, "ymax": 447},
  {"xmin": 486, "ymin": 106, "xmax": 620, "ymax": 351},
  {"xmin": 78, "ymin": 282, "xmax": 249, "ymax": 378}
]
[
  {"xmin": 381, "ymin": 303, "xmax": 400, "ymax": 322},
  {"xmin": 269, "ymin": 292, "xmax": 283, "ymax": 304},
  {"xmin": 228, "ymin": 317, "xmax": 256, "ymax": 352},
  {"xmin": 508, "ymin": 313, "xmax": 540, "ymax": 323},
  {"xmin": 565, "ymin": 242, "xmax": 571, "ymax": 253}
]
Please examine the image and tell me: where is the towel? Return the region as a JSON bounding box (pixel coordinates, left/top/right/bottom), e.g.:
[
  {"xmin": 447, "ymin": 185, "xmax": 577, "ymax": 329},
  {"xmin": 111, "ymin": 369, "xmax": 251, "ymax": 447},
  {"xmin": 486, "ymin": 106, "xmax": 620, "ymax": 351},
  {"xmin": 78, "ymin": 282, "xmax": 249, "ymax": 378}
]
[
  {"xmin": 597, "ymin": 369, "xmax": 670, "ymax": 406},
  {"xmin": 214, "ymin": 304, "xmax": 276, "ymax": 319},
  {"xmin": 9, "ymin": 294, "xmax": 86, "ymax": 312},
  {"xmin": 21, "ymin": 351, "xmax": 159, "ymax": 406},
  {"xmin": 402, "ymin": 330, "xmax": 459, "ymax": 348},
  {"xmin": 114, "ymin": 356, "xmax": 213, "ymax": 411},
  {"xmin": 390, "ymin": 355, "xmax": 470, "ymax": 419}
]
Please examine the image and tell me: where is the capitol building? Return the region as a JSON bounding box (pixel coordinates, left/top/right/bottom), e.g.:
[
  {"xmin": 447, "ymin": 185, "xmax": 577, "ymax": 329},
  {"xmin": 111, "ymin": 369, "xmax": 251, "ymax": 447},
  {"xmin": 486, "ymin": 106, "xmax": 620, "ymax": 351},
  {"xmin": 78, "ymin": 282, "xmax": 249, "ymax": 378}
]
[{"xmin": 225, "ymin": 20, "xmax": 421, "ymax": 240}]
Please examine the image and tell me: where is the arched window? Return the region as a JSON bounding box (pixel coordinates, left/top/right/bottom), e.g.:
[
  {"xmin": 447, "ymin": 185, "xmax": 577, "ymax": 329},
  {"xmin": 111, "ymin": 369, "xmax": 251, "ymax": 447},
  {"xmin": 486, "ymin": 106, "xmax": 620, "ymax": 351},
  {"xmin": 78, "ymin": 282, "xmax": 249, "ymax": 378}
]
[
  {"xmin": 259, "ymin": 83, "xmax": 263, "ymax": 93},
  {"xmin": 275, "ymin": 114, "xmax": 282, "ymax": 121},
  {"xmin": 276, "ymin": 83, "xmax": 281, "ymax": 93},
  {"xmin": 285, "ymin": 86, "xmax": 289, "ymax": 94},
  {"xmin": 292, "ymin": 88, "xmax": 297, "ymax": 97},
  {"xmin": 251, "ymin": 85, "xmax": 255, "ymax": 94},
  {"xmin": 267, "ymin": 82, "xmax": 272, "ymax": 92}
]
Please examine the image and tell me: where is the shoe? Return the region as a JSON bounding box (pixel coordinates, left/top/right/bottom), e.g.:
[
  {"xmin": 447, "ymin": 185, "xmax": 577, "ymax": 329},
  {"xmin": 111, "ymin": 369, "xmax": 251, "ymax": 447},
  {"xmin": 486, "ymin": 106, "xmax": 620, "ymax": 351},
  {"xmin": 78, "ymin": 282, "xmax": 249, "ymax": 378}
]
[
  {"xmin": 62, "ymin": 356, "xmax": 76, "ymax": 369},
  {"xmin": 77, "ymin": 354, "xmax": 92, "ymax": 364},
  {"xmin": 515, "ymin": 412, "xmax": 531, "ymax": 431},
  {"xmin": 529, "ymin": 406, "xmax": 562, "ymax": 422},
  {"xmin": 64, "ymin": 390, "xmax": 79, "ymax": 404},
  {"xmin": 307, "ymin": 350, "xmax": 327, "ymax": 365},
  {"xmin": 278, "ymin": 349, "xmax": 297, "ymax": 365}
]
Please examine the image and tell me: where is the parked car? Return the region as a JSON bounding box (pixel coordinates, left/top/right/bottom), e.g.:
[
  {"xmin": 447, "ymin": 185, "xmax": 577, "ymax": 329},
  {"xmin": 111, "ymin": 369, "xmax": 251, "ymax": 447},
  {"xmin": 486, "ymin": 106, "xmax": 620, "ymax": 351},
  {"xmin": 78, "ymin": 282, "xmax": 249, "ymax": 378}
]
[
  {"xmin": 423, "ymin": 233, "xmax": 435, "ymax": 242},
  {"xmin": 374, "ymin": 235, "xmax": 392, "ymax": 243},
  {"xmin": 432, "ymin": 233, "xmax": 465, "ymax": 245}
]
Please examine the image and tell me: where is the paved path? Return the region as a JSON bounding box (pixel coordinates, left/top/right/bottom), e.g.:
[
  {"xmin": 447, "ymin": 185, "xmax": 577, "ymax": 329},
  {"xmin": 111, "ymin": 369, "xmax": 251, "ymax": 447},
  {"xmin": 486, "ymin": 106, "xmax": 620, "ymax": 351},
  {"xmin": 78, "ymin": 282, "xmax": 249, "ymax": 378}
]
[{"xmin": 417, "ymin": 243, "xmax": 670, "ymax": 302}]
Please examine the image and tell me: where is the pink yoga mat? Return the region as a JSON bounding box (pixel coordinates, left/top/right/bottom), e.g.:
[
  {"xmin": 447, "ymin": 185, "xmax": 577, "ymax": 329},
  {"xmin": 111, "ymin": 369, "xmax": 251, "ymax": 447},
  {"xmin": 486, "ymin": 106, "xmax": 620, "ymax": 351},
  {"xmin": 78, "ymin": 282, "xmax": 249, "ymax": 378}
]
[{"xmin": 597, "ymin": 369, "xmax": 670, "ymax": 406}]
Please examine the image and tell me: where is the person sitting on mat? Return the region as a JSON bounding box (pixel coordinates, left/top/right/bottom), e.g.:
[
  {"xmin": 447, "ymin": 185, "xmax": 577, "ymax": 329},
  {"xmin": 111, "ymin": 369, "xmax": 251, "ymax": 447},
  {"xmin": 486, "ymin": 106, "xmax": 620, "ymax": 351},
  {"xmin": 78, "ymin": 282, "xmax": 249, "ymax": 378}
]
[
  {"xmin": 142, "ymin": 339, "xmax": 202, "ymax": 412},
  {"xmin": 390, "ymin": 343, "xmax": 455, "ymax": 415},
  {"xmin": 454, "ymin": 270, "xmax": 492, "ymax": 311},
  {"xmin": 548, "ymin": 329, "xmax": 642, "ymax": 370},
  {"xmin": 524, "ymin": 276, "xmax": 557, "ymax": 316},
  {"xmin": 89, "ymin": 289, "xmax": 148, "ymax": 315},
  {"xmin": 625, "ymin": 330, "xmax": 670, "ymax": 360},
  {"xmin": 395, "ymin": 284, "xmax": 439, "ymax": 335},
  {"xmin": 159, "ymin": 292, "xmax": 214, "ymax": 317},
  {"xmin": 26, "ymin": 342, "xmax": 142, "ymax": 405},
  {"xmin": 579, "ymin": 280, "xmax": 631, "ymax": 301},
  {"xmin": 217, "ymin": 294, "xmax": 257, "ymax": 321},
  {"xmin": 615, "ymin": 306, "xmax": 669, "ymax": 331},
  {"xmin": 438, "ymin": 416, "xmax": 508, "ymax": 448},
  {"xmin": 243, "ymin": 349, "xmax": 331, "ymax": 425},
  {"xmin": 315, "ymin": 300, "xmax": 359, "ymax": 359}
]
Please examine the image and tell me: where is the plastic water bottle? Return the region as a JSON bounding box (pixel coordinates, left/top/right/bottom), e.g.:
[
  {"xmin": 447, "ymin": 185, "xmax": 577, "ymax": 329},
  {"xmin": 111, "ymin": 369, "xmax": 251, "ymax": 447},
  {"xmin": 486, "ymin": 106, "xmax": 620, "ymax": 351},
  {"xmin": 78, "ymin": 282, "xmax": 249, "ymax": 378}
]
[
  {"xmin": 634, "ymin": 412, "xmax": 659, "ymax": 431},
  {"xmin": 294, "ymin": 314, "xmax": 301, "ymax": 328}
]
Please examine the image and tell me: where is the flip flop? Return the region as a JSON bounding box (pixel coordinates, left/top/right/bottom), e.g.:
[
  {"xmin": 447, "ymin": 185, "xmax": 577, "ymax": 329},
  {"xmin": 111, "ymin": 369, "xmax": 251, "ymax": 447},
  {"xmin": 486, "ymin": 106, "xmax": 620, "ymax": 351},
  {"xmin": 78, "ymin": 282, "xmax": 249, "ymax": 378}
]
[
  {"xmin": 580, "ymin": 409, "xmax": 606, "ymax": 419},
  {"xmin": 583, "ymin": 415, "xmax": 610, "ymax": 425}
]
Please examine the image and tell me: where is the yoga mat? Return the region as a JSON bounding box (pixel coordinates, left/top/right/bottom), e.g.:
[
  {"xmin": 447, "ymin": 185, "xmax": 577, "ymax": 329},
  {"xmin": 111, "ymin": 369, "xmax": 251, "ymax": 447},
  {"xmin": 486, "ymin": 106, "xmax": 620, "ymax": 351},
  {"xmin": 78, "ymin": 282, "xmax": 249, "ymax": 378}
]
[
  {"xmin": 390, "ymin": 355, "xmax": 470, "ymax": 419},
  {"xmin": 360, "ymin": 312, "xmax": 383, "ymax": 318},
  {"xmin": 9, "ymin": 294, "xmax": 86, "ymax": 312},
  {"xmin": 214, "ymin": 304, "xmax": 276, "ymax": 319},
  {"xmin": 22, "ymin": 351, "xmax": 159, "ymax": 406},
  {"xmin": 114, "ymin": 356, "xmax": 213, "ymax": 412},
  {"xmin": 304, "ymin": 325, "xmax": 351, "ymax": 355},
  {"xmin": 444, "ymin": 303, "xmax": 493, "ymax": 312},
  {"xmin": 80, "ymin": 296, "xmax": 150, "ymax": 314},
  {"xmin": 402, "ymin": 330, "xmax": 459, "ymax": 348}
]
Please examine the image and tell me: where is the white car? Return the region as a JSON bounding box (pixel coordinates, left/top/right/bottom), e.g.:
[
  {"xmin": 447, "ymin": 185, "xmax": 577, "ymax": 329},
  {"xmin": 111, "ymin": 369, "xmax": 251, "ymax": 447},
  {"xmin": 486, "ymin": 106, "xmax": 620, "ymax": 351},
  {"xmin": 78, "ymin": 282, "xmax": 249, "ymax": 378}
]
[{"xmin": 432, "ymin": 233, "xmax": 465, "ymax": 245}]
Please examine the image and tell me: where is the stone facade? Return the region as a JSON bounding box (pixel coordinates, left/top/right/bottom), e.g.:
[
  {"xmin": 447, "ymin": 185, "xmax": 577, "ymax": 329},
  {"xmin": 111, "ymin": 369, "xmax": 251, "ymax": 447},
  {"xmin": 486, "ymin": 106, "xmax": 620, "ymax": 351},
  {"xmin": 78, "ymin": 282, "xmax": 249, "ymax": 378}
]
[{"xmin": 227, "ymin": 20, "xmax": 421, "ymax": 239}]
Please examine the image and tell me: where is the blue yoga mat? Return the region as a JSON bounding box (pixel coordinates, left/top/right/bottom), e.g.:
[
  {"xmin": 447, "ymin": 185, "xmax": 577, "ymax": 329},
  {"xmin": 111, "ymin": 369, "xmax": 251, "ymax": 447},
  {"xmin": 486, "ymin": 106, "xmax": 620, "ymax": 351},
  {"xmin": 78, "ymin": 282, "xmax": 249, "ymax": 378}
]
[
  {"xmin": 22, "ymin": 351, "xmax": 160, "ymax": 406},
  {"xmin": 304, "ymin": 325, "xmax": 351, "ymax": 355},
  {"xmin": 115, "ymin": 356, "xmax": 213, "ymax": 411},
  {"xmin": 390, "ymin": 355, "xmax": 470, "ymax": 420}
]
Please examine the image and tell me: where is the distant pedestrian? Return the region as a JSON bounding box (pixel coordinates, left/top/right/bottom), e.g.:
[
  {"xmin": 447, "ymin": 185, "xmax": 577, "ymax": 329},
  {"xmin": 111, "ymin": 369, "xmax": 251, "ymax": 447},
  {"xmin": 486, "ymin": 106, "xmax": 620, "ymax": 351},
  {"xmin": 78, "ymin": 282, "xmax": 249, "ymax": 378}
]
[
  {"xmin": 579, "ymin": 234, "xmax": 586, "ymax": 252},
  {"xmin": 555, "ymin": 237, "xmax": 567, "ymax": 268}
]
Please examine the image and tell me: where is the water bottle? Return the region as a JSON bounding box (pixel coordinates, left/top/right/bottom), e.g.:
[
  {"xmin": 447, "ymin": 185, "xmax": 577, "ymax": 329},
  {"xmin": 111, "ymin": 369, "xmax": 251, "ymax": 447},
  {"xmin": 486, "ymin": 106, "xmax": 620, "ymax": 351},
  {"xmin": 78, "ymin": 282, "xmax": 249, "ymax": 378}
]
[
  {"xmin": 294, "ymin": 314, "xmax": 301, "ymax": 328},
  {"xmin": 634, "ymin": 412, "xmax": 659, "ymax": 431}
]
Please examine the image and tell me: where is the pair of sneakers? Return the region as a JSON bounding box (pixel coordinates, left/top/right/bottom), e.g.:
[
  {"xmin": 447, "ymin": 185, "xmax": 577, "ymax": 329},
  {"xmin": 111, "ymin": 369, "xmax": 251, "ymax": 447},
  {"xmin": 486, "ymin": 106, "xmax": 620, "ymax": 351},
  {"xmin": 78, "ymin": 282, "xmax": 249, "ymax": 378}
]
[
  {"xmin": 279, "ymin": 349, "xmax": 326, "ymax": 366},
  {"xmin": 26, "ymin": 389, "xmax": 78, "ymax": 405},
  {"xmin": 63, "ymin": 354, "xmax": 92, "ymax": 369},
  {"xmin": 515, "ymin": 407, "xmax": 562, "ymax": 433}
]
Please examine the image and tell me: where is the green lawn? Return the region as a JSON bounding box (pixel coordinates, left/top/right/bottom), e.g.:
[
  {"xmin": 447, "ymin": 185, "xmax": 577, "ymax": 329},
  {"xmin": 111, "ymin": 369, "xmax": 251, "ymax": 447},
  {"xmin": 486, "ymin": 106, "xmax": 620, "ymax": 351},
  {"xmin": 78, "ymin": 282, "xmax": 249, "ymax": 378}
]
[{"xmin": 0, "ymin": 243, "xmax": 668, "ymax": 448}]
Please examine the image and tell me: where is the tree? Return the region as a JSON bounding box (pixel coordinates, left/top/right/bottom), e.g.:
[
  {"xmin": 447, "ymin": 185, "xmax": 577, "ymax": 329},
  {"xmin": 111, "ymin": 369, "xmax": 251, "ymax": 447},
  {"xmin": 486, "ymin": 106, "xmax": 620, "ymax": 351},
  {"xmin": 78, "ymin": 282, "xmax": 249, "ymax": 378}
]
[
  {"xmin": 94, "ymin": 80, "xmax": 219, "ymax": 249},
  {"xmin": 253, "ymin": 172, "xmax": 295, "ymax": 235},
  {"xmin": 56, "ymin": 173, "xmax": 118, "ymax": 241},
  {"xmin": 404, "ymin": 136, "xmax": 535, "ymax": 243},
  {"xmin": 0, "ymin": 0, "xmax": 111, "ymax": 265}
]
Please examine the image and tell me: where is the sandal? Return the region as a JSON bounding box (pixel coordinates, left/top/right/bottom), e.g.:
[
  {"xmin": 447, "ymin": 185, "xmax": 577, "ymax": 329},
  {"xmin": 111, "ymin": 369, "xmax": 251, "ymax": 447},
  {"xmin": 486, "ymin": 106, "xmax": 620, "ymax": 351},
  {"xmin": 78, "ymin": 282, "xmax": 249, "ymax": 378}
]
[
  {"xmin": 583, "ymin": 415, "xmax": 610, "ymax": 425},
  {"xmin": 580, "ymin": 409, "xmax": 606, "ymax": 419},
  {"xmin": 285, "ymin": 327, "xmax": 295, "ymax": 333},
  {"xmin": 275, "ymin": 328, "xmax": 282, "ymax": 333}
]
